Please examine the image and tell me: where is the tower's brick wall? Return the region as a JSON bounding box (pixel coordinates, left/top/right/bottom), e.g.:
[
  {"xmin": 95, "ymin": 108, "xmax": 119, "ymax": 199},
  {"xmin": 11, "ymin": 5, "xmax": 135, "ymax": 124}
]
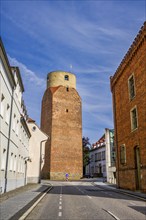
[{"xmin": 41, "ymin": 72, "xmax": 83, "ymax": 180}]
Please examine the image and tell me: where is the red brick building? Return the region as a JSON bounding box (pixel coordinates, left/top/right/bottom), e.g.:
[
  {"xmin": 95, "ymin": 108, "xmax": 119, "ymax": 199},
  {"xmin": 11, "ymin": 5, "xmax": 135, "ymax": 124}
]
[
  {"xmin": 110, "ymin": 22, "xmax": 146, "ymax": 192},
  {"xmin": 41, "ymin": 71, "xmax": 83, "ymax": 180}
]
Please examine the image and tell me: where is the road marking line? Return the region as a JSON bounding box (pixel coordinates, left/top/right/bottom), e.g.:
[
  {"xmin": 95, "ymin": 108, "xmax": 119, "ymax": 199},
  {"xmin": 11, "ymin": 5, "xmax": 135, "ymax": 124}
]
[
  {"xmin": 59, "ymin": 206, "xmax": 62, "ymax": 210},
  {"xmin": 103, "ymin": 209, "xmax": 120, "ymax": 220},
  {"xmin": 59, "ymin": 201, "xmax": 62, "ymax": 205},
  {"xmin": 87, "ymin": 195, "xmax": 92, "ymax": 199},
  {"xmin": 58, "ymin": 212, "xmax": 62, "ymax": 217}
]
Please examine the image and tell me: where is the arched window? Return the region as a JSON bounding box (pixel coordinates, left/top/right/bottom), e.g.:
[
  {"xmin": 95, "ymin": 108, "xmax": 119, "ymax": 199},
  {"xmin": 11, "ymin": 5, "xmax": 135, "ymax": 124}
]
[{"xmin": 64, "ymin": 75, "xmax": 69, "ymax": 81}]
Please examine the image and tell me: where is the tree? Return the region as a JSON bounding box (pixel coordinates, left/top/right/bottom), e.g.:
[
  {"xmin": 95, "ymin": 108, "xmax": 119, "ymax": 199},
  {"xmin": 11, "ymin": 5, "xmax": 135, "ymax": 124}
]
[{"xmin": 82, "ymin": 137, "xmax": 91, "ymax": 175}]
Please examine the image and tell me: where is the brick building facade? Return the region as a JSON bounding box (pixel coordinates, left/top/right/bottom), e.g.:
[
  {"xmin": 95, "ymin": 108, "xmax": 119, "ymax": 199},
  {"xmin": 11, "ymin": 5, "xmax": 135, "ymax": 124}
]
[
  {"xmin": 110, "ymin": 22, "xmax": 146, "ymax": 192},
  {"xmin": 41, "ymin": 71, "xmax": 83, "ymax": 180}
]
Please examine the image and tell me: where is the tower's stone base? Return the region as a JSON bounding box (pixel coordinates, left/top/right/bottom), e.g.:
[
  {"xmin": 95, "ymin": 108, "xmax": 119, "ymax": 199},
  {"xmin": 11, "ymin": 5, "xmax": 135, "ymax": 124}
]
[{"xmin": 50, "ymin": 172, "xmax": 82, "ymax": 181}]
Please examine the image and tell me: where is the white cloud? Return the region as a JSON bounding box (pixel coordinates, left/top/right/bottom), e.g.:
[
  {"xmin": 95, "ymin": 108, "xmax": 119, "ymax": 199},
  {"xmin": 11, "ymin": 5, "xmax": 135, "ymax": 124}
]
[{"xmin": 8, "ymin": 56, "xmax": 46, "ymax": 88}]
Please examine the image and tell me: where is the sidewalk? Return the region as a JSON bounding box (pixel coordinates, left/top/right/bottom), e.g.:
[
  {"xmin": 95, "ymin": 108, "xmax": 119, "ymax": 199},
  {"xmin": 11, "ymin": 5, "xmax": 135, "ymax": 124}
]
[
  {"xmin": 93, "ymin": 179, "xmax": 146, "ymax": 201},
  {"xmin": 0, "ymin": 181, "xmax": 52, "ymax": 220}
]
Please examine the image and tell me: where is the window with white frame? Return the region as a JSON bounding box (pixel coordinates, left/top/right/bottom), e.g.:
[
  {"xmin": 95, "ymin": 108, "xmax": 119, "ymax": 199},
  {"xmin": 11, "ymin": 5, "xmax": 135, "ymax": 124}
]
[
  {"xmin": 130, "ymin": 107, "xmax": 138, "ymax": 131},
  {"xmin": 102, "ymin": 151, "xmax": 105, "ymax": 160},
  {"xmin": 97, "ymin": 152, "xmax": 101, "ymax": 161},
  {"xmin": 0, "ymin": 94, "xmax": 5, "ymax": 117},
  {"xmin": 1, "ymin": 148, "xmax": 6, "ymax": 170},
  {"xmin": 5, "ymin": 104, "xmax": 10, "ymax": 124},
  {"xmin": 128, "ymin": 74, "xmax": 135, "ymax": 100}
]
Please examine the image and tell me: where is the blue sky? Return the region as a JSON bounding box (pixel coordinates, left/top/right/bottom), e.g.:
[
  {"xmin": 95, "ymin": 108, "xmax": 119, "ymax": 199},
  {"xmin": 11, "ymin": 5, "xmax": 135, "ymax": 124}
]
[{"xmin": 1, "ymin": 0, "xmax": 145, "ymax": 144}]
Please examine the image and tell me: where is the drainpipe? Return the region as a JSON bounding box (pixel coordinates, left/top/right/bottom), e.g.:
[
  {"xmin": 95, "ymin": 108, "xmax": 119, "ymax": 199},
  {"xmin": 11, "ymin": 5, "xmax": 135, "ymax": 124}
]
[
  {"xmin": 39, "ymin": 139, "xmax": 48, "ymax": 183},
  {"xmin": 113, "ymin": 88, "xmax": 119, "ymax": 188},
  {"xmin": 4, "ymin": 88, "xmax": 14, "ymax": 193}
]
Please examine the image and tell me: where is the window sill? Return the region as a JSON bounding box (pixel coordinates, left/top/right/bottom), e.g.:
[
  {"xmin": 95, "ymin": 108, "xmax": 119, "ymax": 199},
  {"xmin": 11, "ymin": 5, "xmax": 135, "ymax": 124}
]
[
  {"xmin": 131, "ymin": 127, "xmax": 138, "ymax": 133},
  {"xmin": 129, "ymin": 96, "xmax": 136, "ymax": 102}
]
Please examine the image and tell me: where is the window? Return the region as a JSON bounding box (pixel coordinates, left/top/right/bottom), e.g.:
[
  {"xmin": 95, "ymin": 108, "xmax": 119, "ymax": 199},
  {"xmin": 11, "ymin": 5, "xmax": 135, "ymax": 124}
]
[
  {"xmin": 1, "ymin": 149, "xmax": 6, "ymax": 170},
  {"xmin": 0, "ymin": 94, "xmax": 5, "ymax": 117},
  {"xmin": 95, "ymin": 153, "xmax": 97, "ymax": 161},
  {"xmin": 120, "ymin": 144, "xmax": 126, "ymax": 164},
  {"xmin": 102, "ymin": 151, "xmax": 105, "ymax": 160},
  {"xmin": 66, "ymin": 86, "xmax": 69, "ymax": 92},
  {"xmin": 131, "ymin": 107, "xmax": 138, "ymax": 130},
  {"xmin": 91, "ymin": 154, "xmax": 94, "ymax": 162},
  {"xmin": 97, "ymin": 152, "xmax": 101, "ymax": 161},
  {"xmin": 5, "ymin": 104, "xmax": 10, "ymax": 124},
  {"xmin": 66, "ymin": 109, "xmax": 68, "ymax": 113},
  {"xmin": 128, "ymin": 74, "xmax": 135, "ymax": 100},
  {"xmin": 64, "ymin": 75, "xmax": 69, "ymax": 81}
]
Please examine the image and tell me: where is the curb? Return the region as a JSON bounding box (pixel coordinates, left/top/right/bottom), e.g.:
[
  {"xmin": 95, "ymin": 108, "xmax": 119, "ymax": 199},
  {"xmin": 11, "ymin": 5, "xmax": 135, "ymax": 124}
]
[
  {"xmin": 92, "ymin": 182, "xmax": 146, "ymax": 202},
  {"xmin": 9, "ymin": 183, "xmax": 53, "ymax": 220}
]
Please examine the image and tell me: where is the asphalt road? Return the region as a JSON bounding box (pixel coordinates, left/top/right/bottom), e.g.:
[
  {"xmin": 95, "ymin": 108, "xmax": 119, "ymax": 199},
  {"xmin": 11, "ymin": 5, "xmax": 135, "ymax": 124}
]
[{"xmin": 26, "ymin": 180, "xmax": 146, "ymax": 220}]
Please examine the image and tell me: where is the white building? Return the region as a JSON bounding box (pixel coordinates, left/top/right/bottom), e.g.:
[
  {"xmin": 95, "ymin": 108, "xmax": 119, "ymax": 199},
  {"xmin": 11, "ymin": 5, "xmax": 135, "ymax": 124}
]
[
  {"xmin": 105, "ymin": 128, "xmax": 116, "ymax": 184},
  {"xmin": 86, "ymin": 135, "xmax": 106, "ymax": 178},
  {"xmin": 0, "ymin": 39, "xmax": 31, "ymax": 193},
  {"xmin": 27, "ymin": 118, "xmax": 48, "ymax": 183}
]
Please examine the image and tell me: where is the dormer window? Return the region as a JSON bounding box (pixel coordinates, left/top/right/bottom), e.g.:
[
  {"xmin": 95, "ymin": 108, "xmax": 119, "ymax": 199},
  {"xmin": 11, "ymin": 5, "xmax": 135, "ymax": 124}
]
[{"xmin": 64, "ymin": 75, "xmax": 69, "ymax": 81}]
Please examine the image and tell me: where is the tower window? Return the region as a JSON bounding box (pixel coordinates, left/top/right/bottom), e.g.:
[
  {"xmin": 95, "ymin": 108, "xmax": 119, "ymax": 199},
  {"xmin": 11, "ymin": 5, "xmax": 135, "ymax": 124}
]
[
  {"xmin": 65, "ymin": 75, "xmax": 69, "ymax": 81},
  {"xmin": 66, "ymin": 109, "xmax": 68, "ymax": 112},
  {"xmin": 66, "ymin": 87, "xmax": 69, "ymax": 92}
]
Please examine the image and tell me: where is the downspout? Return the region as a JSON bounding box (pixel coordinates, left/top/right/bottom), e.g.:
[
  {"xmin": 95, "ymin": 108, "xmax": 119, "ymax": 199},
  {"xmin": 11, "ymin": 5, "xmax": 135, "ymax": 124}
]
[
  {"xmin": 39, "ymin": 139, "xmax": 48, "ymax": 183},
  {"xmin": 113, "ymin": 88, "xmax": 120, "ymax": 188},
  {"xmin": 4, "ymin": 87, "xmax": 15, "ymax": 193}
]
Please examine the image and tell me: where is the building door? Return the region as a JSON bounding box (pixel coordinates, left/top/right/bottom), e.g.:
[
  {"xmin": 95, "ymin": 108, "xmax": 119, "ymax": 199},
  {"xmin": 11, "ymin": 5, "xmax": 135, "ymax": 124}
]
[{"xmin": 134, "ymin": 146, "xmax": 141, "ymax": 190}]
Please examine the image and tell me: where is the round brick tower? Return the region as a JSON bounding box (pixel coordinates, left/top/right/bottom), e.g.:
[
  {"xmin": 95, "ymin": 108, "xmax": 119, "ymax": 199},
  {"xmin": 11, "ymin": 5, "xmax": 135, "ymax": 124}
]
[{"xmin": 41, "ymin": 71, "xmax": 83, "ymax": 180}]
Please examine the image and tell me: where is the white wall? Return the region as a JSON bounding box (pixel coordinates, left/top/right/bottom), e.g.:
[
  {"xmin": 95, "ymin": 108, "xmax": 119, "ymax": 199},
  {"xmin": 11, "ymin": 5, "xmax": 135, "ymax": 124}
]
[
  {"xmin": 0, "ymin": 49, "xmax": 30, "ymax": 193},
  {"xmin": 27, "ymin": 122, "xmax": 48, "ymax": 183}
]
